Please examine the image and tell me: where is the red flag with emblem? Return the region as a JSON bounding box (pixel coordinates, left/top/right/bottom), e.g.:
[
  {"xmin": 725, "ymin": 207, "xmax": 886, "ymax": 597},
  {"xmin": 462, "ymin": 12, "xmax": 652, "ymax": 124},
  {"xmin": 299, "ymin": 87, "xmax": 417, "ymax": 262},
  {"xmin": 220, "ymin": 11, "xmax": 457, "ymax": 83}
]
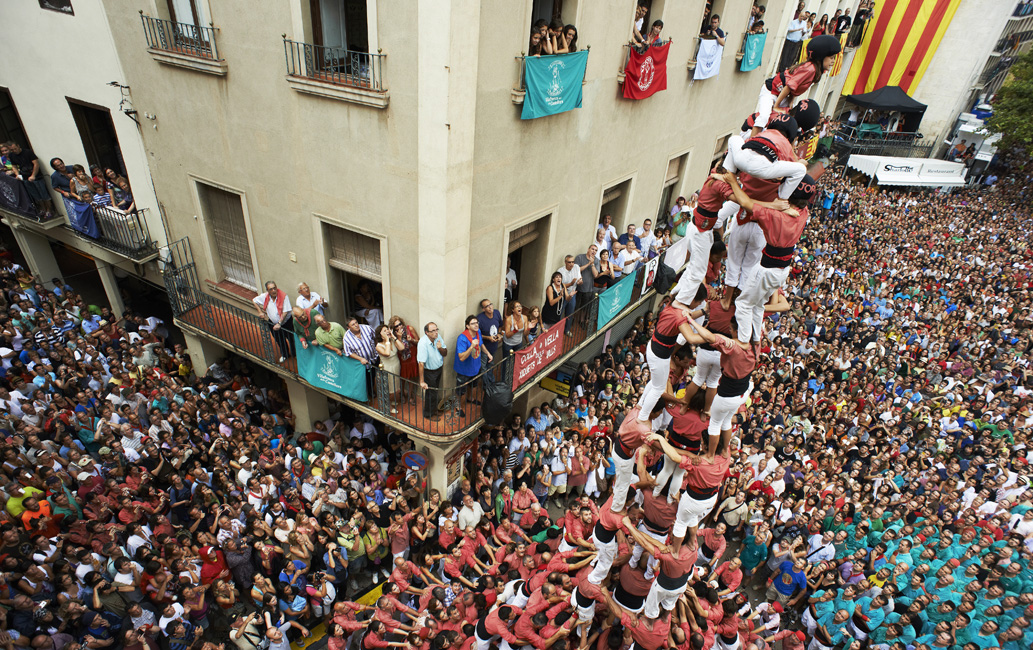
[{"xmin": 623, "ymin": 42, "xmax": 670, "ymax": 100}]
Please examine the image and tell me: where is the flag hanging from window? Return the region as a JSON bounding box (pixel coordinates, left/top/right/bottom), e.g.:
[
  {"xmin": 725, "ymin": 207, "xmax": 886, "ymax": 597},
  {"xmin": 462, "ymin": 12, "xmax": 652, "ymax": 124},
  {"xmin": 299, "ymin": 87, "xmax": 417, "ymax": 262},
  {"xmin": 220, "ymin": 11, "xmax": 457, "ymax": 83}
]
[
  {"xmin": 623, "ymin": 42, "xmax": 671, "ymax": 99},
  {"xmin": 694, "ymin": 39, "xmax": 724, "ymax": 80},
  {"xmin": 843, "ymin": 0, "xmax": 962, "ymax": 95},
  {"xmin": 522, "ymin": 51, "xmax": 591, "ymax": 120},
  {"xmin": 740, "ymin": 32, "xmax": 767, "ymax": 72}
]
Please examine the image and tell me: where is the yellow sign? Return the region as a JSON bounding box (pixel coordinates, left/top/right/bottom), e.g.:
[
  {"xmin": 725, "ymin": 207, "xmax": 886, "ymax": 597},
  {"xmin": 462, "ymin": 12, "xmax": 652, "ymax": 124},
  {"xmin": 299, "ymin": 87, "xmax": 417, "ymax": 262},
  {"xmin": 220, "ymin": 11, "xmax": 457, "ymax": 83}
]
[{"xmin": 540, "ymin": 377, "xmax": 570, "ymax": 397}]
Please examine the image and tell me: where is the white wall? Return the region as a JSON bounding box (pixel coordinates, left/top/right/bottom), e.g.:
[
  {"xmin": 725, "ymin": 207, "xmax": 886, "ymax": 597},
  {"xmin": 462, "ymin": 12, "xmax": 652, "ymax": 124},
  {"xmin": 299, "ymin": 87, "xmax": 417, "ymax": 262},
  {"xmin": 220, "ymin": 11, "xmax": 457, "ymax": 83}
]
[
  {"xmin": 910, "ymin": 0, "xmax": 1014, "ymax": 146},
  {"xmin": 0, "ymin": 0, "xmax": 165, "ymax": 246}
]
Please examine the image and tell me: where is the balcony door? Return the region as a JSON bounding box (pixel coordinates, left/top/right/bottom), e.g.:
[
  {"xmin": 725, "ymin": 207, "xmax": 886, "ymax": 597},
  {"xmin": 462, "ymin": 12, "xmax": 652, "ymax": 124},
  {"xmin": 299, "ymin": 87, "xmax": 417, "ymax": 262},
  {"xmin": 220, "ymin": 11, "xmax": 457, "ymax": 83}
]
[
  {"xmin": 165, "ymin": 0, "xmax": 212, "ymax": 52},
  {"xmin": 311, "ymin": 0, "xmax": 368, "ymax": 53},
  {"xmin": 67, "ymin": 100, "xmax": 127, "ymax": 179},
  {"xmin": 167, "ymin": 0, "xmax": 209, "ymax": 28}
]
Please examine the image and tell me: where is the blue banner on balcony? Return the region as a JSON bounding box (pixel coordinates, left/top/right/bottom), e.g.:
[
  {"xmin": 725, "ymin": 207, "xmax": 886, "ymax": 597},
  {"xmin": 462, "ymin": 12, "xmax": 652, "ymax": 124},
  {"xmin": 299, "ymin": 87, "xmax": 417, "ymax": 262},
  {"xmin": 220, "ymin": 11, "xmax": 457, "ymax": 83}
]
[
  {"xmin": 522, "ymin": 51, "xmax": 590, "ymax": 120},
  {"xmin": 597, "ymin": 274, "xmax": 636, "ymax": 331},
  {"xmin": 295, "ymin": 335, "xmax": 368, "ymax": 402},
  {"xmin": 740, "ymin": 32, "xmax": 767, "ymax": 72},
  {"xmin": 64, "ymin": 198, "xmax": 101, "ymax": 238}
]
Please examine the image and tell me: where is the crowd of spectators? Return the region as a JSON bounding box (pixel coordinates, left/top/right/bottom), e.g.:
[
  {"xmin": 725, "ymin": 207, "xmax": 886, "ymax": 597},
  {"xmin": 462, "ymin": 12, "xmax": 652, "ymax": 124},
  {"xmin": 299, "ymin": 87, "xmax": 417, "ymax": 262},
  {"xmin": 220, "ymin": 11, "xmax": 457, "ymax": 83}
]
[{"xmin": 3, "ymin": 151, "xmax": 1033, "ymax": 650}]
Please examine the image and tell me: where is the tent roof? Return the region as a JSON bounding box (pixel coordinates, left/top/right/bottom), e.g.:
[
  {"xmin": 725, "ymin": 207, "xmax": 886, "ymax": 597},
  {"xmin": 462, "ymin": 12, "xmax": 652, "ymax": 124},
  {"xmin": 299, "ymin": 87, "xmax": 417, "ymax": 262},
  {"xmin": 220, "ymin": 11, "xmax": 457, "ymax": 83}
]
[{"xmin": 845, "ymin": 85, "xmax": 927, "ymax": 113}]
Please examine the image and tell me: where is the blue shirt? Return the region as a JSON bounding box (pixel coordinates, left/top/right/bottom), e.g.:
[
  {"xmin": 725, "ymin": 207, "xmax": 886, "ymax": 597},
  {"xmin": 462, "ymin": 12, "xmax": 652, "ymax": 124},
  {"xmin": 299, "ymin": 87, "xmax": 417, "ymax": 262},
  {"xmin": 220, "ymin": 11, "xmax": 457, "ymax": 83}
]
[
  {"xmin": 477, "ymin": 311, "xmax": 503, "ymax": 355},
  {"xmin": 454, "ymin": 329, "xmax": 483, "ymax": 377},
  {"xmin": 416, "ymin": 335, "xmax": 445, "ymax": 371},
  {"xmin": 773, "ymin": 561, "xmax": 807, "ymax": 596}
]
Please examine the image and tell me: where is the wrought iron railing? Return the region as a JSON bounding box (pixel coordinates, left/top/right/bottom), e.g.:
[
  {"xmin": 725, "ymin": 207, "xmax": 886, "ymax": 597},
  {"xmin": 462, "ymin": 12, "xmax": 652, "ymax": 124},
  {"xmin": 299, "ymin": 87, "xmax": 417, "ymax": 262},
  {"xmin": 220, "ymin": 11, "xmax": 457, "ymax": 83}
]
[
  {"xmin": 283, "ymin": 38, "xmax": 385, "ymax": 91},
  {"xmin": 993, "ymin": 29, "xmax": 1033, "ymax": 54},
  {"xmin": 621, "ymin": 38, "xmax": 673, "ymax": 71},
  {"xmin": 140, "ymin": 14, "xmax": 219, "ymax": 60},
  {"xmin": 688, "ymin": 37, "xmax": 703, "ymax": 66},
  {"xmin": 833, "ymin": 129, "xmax": 936, "ymax": 158},
  {"xmin": 63, "ymin": 202, "xmax": 157, "ymax": 260},
  {"xmin": 162, "ymin": 238, "xmax": 661, "ymax": 437}
]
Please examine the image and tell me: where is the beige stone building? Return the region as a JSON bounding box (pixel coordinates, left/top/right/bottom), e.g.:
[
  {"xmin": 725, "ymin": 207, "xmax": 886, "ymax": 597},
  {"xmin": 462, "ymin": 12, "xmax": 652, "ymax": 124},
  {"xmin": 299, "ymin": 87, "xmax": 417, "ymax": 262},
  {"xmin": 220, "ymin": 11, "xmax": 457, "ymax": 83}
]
[{"xmin": 3, "ymin": 0, "xmax": 869, "ymax": 492}]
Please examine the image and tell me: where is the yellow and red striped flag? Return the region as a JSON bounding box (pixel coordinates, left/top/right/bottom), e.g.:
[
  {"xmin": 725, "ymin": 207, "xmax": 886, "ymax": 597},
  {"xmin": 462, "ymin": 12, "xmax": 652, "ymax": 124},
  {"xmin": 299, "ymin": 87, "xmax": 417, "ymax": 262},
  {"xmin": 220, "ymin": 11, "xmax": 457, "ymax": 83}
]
[
  {"xmin": 843, "ymin": 0, "xmax": 962, "ymax": 95},
  {"xmin": 799, "ymin": 34, "xmax": 847, "ymax": 76}
]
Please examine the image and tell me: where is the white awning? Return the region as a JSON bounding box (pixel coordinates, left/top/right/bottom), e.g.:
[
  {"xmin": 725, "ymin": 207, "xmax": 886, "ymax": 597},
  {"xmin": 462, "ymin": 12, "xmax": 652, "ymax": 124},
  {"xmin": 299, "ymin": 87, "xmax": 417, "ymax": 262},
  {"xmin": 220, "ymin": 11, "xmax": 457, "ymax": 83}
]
[{"xmin": 847, "ymin": 154, "xmax": 967, "ymax": 187}]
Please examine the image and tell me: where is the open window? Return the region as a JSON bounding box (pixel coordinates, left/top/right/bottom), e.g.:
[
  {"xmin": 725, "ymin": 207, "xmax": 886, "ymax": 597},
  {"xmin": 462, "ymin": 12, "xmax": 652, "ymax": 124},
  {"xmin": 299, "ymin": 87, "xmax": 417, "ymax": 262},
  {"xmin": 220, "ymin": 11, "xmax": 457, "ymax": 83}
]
[
  {"xmin": 325, "ymin": 223, "xmax": 385, "ymax": 329},
  {"xmin": 311, "ymin": 0, "xmax": 369, "ymax": 54},
  {"xmin": 527, "ymin": 0, "xmax": 580, "ymax": 53},
  {"xmin": 507, "ymin": 215, "xmax": 551, "ymax": 308},
  {"xmin": 67, "ymin": 99, "xmax": 128, "ymax": 179},
  {"xmin": 657, "ymin": 153, "xmax": 688, "ymax": 227},
  {"xmin": 711, "ymin": 133, "xmax": 730, "ymax": 169},
  {"xmin": 0, "ymin": 88, "xmax": 31, "ymax": 150}
]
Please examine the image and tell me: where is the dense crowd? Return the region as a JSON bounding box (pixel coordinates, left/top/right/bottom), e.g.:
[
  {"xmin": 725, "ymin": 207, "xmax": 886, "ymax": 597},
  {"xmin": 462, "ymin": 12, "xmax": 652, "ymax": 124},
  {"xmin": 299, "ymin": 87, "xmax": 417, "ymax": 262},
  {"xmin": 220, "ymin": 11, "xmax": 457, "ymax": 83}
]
[
  {"xmin": 3, "ymin": 41, "xmax": 1033, "ymax": 650},
  {"xmin": 2, "ymin": 155, "xmax": 1031, "ymax": 650}
]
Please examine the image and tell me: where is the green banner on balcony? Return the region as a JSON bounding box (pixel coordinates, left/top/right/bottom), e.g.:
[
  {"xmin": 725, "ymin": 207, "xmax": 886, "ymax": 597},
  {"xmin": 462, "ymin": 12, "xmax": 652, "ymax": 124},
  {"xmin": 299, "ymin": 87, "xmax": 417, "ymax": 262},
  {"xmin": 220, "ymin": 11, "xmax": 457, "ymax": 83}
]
[
  {"xmin": 522, "ymin": 51, "xmax": 590, "ymax": 120},
  {"xmin": 295, "ymin": 335, "xmax": 368, "ymax": 402},
  {"xmin": 597, "ymin": 273, "xmax": 636, "ymax": 330},
  {"xmin": 740, "ymin": 32, "xmax": 767, "ymax": 72}
]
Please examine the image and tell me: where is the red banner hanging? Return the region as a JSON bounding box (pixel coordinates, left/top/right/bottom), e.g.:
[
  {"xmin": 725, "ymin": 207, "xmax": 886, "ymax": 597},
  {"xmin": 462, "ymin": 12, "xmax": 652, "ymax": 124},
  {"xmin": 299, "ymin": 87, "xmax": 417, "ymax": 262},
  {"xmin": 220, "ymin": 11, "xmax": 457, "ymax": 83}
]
[
  {"xmin": 512, "ymin": 318, "xmax": 566, "ymax": 389},
  {"xmin": 623, "ymin": 42, "xmax": 671, "ymax": 100}
]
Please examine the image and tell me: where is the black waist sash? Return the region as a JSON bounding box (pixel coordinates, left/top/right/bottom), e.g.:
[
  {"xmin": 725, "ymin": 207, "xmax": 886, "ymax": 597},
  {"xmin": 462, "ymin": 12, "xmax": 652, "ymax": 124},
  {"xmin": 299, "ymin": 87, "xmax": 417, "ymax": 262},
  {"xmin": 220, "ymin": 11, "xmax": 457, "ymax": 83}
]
[
  {"xmin": 656, "ymin": 569, "xmax": 689, "ymax": 590},
  {"xmin": 761, "ymin": 244, "xmax": 794, "ymax": 269},
  {"xmin": 717, "ymin": 374, "xmax": 750, "ymax": 397},
  {"xmin": 594, "ymin": 520, "xmax": 616, "ymax": 544}
]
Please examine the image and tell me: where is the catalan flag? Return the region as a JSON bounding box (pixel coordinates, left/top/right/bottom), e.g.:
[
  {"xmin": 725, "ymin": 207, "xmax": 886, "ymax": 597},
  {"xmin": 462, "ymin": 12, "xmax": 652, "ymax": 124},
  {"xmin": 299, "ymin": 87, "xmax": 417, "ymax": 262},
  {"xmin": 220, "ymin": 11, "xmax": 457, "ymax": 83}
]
[
  {"xmin": 843, "ymin": 0, "xmax": 962, "ymax": 95},
  {"xmin": 800, "ymin": 34, "xmax": 848, "ymax": 75}
]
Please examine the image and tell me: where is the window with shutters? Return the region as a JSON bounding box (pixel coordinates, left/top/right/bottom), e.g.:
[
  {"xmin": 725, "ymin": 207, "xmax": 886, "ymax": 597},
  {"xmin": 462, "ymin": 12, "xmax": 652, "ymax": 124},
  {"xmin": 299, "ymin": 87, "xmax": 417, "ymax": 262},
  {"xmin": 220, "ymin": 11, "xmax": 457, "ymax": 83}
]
[
  {"xmin": 197, "ymin": 182, "xmax": 257, "ymax": 291},
  {"xmin": 326, "ymin": 225, "xmax": 381, "ymax": 281}
]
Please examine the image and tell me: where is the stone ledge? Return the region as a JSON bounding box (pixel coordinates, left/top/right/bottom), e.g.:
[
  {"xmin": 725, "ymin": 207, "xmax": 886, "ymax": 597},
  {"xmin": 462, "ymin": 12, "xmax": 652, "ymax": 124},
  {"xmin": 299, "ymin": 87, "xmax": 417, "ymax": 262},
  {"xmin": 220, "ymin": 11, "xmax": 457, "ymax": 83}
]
[
  {"xmin": 147, "ymin": 48, "xmax": 227, "ymax": 76},
  {"xmin": 286, "ymin": 75, "xmax": 389, "ymax": 109}
]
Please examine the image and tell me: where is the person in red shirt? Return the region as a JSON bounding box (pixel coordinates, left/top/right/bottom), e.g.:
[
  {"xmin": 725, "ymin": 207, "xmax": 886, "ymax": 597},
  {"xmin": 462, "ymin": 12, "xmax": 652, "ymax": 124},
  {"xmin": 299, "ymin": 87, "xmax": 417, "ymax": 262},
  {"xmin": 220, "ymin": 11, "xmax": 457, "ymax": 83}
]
[
  {"xmin": 612, "ymin": 403, "xmax": 666, "ymax": 512},
  {"xmin": 622, "ymin": 513, "xmax": 697, "ymax": 620},
  {"xmin": 631, "ymin": 489, "xmax": 677, "ymax": 578},
  {"xmin": 600, "ymin": 585, "xmax": 673, "ymax": 650},
  {"xmin": 651, "ymin": 432, "xmax": 732, "ymax": 541},
  {"xmin": 512, "ymin": 609, "xmax": 570, "ymax": 649},
  {"xmin": 473, "ymin": 604, "xmax": 522, "ymax": 650},
  {"xmin": 723, "ymin": 115, "xmax": 808, "ymax": 205},
  {"xmin": 666, "ymin": 170, "xmax": 736, "ymax": 312},
  {"xmin": 714, "ymin": 169, "xmax": 815, "ymax": 345},
  {"xmin": 637, "ymin": 288, "xmax": 709, "ymax": 423},
  {"xmin": 710, "ymin": 558, "xmax": 743, "ymax": 598},
  {"xmin": 749, "ymin": 35, "xmax": 841, "ymax": 136}
]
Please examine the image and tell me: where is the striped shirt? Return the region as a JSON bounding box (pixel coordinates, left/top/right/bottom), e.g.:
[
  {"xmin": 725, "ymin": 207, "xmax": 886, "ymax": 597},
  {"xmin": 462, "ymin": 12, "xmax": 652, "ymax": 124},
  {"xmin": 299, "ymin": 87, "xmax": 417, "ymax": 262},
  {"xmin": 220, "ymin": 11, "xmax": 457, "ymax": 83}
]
[{"xmin": 342, "ymin": 324, "xmax": 379, "ymax": 364}]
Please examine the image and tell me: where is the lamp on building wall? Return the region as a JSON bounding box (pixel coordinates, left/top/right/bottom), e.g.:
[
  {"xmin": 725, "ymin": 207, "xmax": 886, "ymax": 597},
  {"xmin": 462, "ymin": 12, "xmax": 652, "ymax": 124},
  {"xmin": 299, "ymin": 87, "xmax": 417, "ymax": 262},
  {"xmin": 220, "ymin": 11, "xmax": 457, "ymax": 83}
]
[{"xmin": 107, "ymin": 81, "xmax": 140, "ymax": 125}]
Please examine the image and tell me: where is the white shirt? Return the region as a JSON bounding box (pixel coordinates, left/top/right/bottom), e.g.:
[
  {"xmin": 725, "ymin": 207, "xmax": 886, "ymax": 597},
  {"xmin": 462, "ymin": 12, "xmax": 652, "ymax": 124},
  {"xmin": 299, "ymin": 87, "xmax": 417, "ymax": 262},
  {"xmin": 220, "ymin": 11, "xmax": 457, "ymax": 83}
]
[
  {"xmin": 253, "ymin": 291, "xmax": 289, "ymax": 324},
  {"xmin": 598, "ymin": 224, "xmax": 618, "ymax": 252},
  {"xmin": 457, "ymin": 503, "xmax": 485, "ymax": 530},
  {"xmin": 635, "ymin": 227, "xmax": 658, "ymax": 256},
  {"xmin": 296, "ymin": 292, "xmax": 325, "ymax": 315},
  {"xmin": 787, "ymin": 18, "xmax": 807, "ymax": 41}
]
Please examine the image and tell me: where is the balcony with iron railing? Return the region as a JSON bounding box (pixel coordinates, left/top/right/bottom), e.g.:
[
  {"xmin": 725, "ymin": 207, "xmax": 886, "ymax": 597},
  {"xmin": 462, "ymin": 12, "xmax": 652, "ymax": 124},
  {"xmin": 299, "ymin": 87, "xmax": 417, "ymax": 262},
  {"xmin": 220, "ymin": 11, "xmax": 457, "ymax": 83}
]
[
  {"xmin": 992, "ymin": 29, "xmax": 1033, "ymax": 55},
  {"xmin": 140, "ymin": 13, "xmax": 226, "ymax": 75},
  {"xmin": 161, "ymin": 238, "xmax": 661, "ymax": 442},
  {"xmin": 283, "ymin": 37, "xmax": 389, "ymax": 108},
  {"xmin": 833, "ymin": 125, "xmax": 935, "ymax": 158},
  {"xmin": 63, "ymin": 202, "xmax": 159, "ymax": 263},
  {"xmin": 1014, "ymin": 1, "xmax": 1033, "ymax": 18}
]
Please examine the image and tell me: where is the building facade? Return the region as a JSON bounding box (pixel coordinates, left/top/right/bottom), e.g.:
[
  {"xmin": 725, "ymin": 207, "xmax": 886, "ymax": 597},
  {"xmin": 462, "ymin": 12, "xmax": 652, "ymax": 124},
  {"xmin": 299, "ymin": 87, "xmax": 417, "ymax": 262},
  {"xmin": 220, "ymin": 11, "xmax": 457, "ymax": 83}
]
[
  {"xmin": 3, "ymin": 0, "xmax": 865, "ymax": 492},
  {"xmin": 0, "ymin": 0, "xmax": 169, "ymax": 313}
]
